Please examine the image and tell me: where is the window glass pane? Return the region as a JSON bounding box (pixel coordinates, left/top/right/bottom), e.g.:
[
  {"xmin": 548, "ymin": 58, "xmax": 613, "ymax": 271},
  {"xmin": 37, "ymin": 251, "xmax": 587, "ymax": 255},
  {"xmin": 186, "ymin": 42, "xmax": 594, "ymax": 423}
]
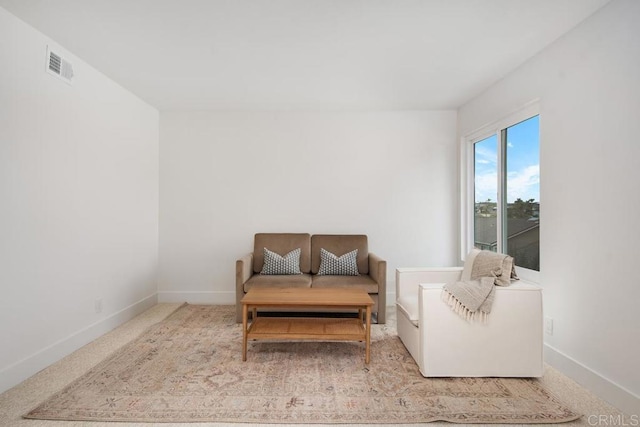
[
  {"xmin": 505, "ymin": 115, "xmax": 540, "ymax": 271},
  {"xmin": 474, "ymin": 135, "xmax": 498, "ymax": 252}
]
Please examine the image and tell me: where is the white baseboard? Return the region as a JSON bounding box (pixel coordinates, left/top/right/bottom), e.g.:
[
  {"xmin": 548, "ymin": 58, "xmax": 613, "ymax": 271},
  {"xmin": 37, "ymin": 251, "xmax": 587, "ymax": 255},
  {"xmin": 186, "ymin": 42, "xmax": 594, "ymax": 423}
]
[
  {"xmin": 158, "ymin": 290, "xmax": 236, "ymax": 305},
  {"xmin": 544, "ymin": 343, "xmax": 640, "ymax": 416},
  {"xmin": 0, "ymin": 293, "xmax": 157, "ymax": 395},
  {"xmin": 387, "ymin": 290, "xmax": 396, "ymax": 306}
]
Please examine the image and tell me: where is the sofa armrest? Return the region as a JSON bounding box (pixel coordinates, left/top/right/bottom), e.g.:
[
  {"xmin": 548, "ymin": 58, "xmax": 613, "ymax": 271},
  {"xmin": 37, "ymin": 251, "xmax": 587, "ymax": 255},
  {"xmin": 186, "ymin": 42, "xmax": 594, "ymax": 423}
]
[
  {"xmin": 236, "ymin": 252, "xmax": 254, "ymax": 285},
  {"xmin": 368, "ymin": 252, "xmax": 387, "ymax": 323},
  {"xmin": 417, "ymin": 280, "xmax": 543, "ymax": 377},
  {"xmin": 396, "ymin": 267, "xmax": 463, "ymax": 302},
  {"xmin": 235, "ymin": 252, "xmax": 254, "ymax": 322}
]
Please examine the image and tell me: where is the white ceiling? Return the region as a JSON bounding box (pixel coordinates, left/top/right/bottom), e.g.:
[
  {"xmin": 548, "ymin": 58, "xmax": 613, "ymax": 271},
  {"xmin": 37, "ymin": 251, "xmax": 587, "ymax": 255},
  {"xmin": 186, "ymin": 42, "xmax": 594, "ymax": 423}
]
[{"xmin": 1, "ymin": 0, "xmax": 610, "ymax": 111}]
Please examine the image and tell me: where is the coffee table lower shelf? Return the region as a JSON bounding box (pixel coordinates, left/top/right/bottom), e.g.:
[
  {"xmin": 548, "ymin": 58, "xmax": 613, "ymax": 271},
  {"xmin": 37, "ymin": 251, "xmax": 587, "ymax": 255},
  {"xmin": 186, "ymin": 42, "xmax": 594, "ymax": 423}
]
[{"xmin": 244, "ymin": 317, "xmax": 369, "ymax": 362}]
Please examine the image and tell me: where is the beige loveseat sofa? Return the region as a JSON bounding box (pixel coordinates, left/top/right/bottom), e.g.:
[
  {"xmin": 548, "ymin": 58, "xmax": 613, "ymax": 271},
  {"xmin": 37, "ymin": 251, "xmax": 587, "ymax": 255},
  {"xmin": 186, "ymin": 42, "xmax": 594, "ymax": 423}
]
[{"xmin": 236, "ymin": 233, "xmax": 386, "ymax": 324}]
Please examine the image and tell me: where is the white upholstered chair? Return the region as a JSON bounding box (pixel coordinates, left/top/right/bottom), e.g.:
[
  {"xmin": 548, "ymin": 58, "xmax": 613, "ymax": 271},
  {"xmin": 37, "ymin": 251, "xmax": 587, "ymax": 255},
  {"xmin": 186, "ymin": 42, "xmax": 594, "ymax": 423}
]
[{"xmin": 395, "ymin": 266, "xmax": 543, "ymax": 377}]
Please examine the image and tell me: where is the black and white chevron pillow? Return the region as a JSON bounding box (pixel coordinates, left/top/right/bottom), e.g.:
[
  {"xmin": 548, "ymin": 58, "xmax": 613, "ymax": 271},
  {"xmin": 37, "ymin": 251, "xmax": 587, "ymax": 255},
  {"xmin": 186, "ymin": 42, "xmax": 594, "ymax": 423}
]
[
  {"xmin": 260, "ymin": 247, "xmax": 302, "ymax": 275},
  {"xmin": 317, "ymin": 248, "xmax": 359, "ymax": 276}
]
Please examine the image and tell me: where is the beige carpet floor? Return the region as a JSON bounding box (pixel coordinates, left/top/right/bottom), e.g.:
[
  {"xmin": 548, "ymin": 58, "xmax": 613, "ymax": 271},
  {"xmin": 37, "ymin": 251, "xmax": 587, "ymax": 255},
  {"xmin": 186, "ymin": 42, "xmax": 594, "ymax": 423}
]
[{"xmin": 0, "ymin": 303, "xmax": 630, "ymax": 426}]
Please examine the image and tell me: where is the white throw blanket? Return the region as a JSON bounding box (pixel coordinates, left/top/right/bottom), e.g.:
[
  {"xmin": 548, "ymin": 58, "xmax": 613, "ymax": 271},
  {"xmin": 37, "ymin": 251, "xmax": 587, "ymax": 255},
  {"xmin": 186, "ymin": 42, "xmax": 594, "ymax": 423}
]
[{"xmin": 442, "ymin": 249, "xmax": 518, "ymax": 322}]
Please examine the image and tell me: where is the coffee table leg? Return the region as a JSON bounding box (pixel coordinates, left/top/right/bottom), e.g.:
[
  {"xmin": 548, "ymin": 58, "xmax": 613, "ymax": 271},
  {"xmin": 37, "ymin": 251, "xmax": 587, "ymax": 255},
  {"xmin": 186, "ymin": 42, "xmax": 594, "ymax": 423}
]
[
  {"xmin": 365, "ymin": 306, "xmax": 371, "ymax": 364},
  {"xmin": 242, "ymin": 304, "xmax": 248, "ymax": 361}
]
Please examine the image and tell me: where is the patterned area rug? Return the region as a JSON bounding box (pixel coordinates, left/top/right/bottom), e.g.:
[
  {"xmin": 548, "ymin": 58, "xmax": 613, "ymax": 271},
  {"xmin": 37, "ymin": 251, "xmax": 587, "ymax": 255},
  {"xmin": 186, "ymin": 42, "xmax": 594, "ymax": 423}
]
[{"xmin": 25, "ymin": 304, "xmax": 580, "ymax": 424}]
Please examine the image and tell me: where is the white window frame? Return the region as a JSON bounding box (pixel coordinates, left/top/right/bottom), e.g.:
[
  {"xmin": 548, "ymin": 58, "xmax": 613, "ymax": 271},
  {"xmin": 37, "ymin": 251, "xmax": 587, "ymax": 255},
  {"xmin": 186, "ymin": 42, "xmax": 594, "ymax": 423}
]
[{"xmin": 460, "ymin": 101, "xmax": 540, "ymax": 283}]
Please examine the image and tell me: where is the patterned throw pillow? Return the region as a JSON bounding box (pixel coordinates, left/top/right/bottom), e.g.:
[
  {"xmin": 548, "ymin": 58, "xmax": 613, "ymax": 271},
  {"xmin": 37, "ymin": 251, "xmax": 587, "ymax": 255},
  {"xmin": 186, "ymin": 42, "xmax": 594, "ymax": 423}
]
[
  {"xmin": 317, "ymin": 248, "xmax": 359, "ymax": 276},
  {"xmin": 260, "ymin": 247, "xmax": 302, "ymax": 275}
]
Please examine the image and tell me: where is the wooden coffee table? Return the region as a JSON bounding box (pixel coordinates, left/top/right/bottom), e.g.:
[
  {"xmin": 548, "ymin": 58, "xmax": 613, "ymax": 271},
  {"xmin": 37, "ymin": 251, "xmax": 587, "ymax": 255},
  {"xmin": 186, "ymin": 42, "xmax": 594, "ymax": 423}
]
[{"xmin": 241, "ymin": 287, "xmax": 374, "ymax": 364}]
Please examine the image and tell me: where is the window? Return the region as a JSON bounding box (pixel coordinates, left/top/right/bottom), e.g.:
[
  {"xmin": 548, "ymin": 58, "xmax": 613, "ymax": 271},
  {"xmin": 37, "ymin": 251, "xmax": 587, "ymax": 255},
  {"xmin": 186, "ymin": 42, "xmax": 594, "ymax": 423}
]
[{"xmin": 464, "ymin": 106, "xmax": 540, "ymax": 275}]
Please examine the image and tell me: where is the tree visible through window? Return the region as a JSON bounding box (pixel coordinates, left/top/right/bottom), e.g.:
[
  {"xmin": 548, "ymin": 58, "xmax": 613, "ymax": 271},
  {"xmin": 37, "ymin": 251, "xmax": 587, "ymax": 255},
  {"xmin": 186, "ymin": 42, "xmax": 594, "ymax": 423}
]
[{"xmin": 473, "ymin": 115, "xmax": 540, "ymax": 271}]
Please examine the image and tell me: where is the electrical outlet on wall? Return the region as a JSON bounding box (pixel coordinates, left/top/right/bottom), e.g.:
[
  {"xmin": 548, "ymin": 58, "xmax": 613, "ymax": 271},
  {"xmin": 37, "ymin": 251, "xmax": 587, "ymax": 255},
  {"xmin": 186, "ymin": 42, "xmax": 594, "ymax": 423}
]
[
  {"xmin": 94, "ymin": 298, "xmax": 103, "ymax": 314},
  {"xmin": 544, "ymin": 317, "xmax": 553, "ymax": 335}
]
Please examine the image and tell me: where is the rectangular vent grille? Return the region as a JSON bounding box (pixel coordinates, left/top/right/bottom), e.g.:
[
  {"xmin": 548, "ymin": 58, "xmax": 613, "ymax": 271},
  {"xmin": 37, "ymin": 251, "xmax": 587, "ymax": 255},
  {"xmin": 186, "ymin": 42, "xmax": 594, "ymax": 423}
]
[
  {"xmin": 49, "ymin": 51, "xmax": 62, "ymax": 73},
  {"xmin": 46, "ymin": 46, "xmax": 74, "ymax": 84}
]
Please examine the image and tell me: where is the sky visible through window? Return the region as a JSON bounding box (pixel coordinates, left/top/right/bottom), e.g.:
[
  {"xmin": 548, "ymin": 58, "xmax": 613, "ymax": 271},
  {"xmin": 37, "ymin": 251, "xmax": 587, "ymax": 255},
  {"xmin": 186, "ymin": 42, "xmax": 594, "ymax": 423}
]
[{"xmin": 474, "ymin": 116, "xmax": 540, "ymax": 204}]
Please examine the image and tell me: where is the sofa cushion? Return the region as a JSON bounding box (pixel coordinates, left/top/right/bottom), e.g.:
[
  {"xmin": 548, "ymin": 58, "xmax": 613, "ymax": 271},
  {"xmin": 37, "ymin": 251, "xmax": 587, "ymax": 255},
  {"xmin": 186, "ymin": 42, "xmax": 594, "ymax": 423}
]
[
  {"xmin": 260, "ymin": 247, "xmax": 302, "ymax": 275},
  {"xmin": 396, "ymin": 295, "xmax": 419, "ymax": 327},
  {"xmin": 317, "ymin": 248, "xmax": 359, "ymax": 276},
  {"xmin": 311, "ymin": 274, "xmax": 378, "ymax": 293},
  {"xmin": 244, "ymin": 274, "xmax": 312, "ymax": 292},
  {"xmin": 311, "ymin": 235, "xmax": 368, "ymax": 274},
  {"xmin": 254, "ymin": 233, "xmax": 311, "ymax": 274}
]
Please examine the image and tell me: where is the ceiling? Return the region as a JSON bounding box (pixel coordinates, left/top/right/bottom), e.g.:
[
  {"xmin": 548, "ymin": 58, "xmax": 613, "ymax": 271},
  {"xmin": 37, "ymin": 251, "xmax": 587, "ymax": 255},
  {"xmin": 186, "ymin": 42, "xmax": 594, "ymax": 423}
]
[{"xmin": 1, "ymin": 0, "xmax": 610, "ymax": 111}]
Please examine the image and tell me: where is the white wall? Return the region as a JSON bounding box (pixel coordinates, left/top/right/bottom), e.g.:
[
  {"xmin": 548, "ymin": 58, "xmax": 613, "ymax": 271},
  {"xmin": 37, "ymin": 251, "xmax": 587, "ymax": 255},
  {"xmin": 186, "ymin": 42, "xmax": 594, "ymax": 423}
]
[
  {"xmin": 159, "ymin": 111, "xmax": 458, "ymax": 304},
  {"xmin": 458, "ymin": 0, "xmax": 639, "ymax": 414},
  {"xmin": 0, "ymin": 7, "xmax": 159, "ymax": 393}
]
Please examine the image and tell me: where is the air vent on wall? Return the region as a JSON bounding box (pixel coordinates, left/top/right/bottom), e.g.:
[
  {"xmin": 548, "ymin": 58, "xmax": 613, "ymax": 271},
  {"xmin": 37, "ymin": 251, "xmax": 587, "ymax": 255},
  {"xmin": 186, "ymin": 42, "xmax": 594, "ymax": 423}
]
[{"xmin": 46, "ymin": 46, "xmax": 74, "ymax": 84}]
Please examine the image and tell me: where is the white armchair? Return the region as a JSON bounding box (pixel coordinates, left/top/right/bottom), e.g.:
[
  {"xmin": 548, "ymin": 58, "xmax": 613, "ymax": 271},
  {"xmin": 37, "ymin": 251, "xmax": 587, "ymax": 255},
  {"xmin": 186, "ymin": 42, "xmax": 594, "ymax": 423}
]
[{"xmin": 396, "ymin": 267, "xmax": 543, "ymax": 377}]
